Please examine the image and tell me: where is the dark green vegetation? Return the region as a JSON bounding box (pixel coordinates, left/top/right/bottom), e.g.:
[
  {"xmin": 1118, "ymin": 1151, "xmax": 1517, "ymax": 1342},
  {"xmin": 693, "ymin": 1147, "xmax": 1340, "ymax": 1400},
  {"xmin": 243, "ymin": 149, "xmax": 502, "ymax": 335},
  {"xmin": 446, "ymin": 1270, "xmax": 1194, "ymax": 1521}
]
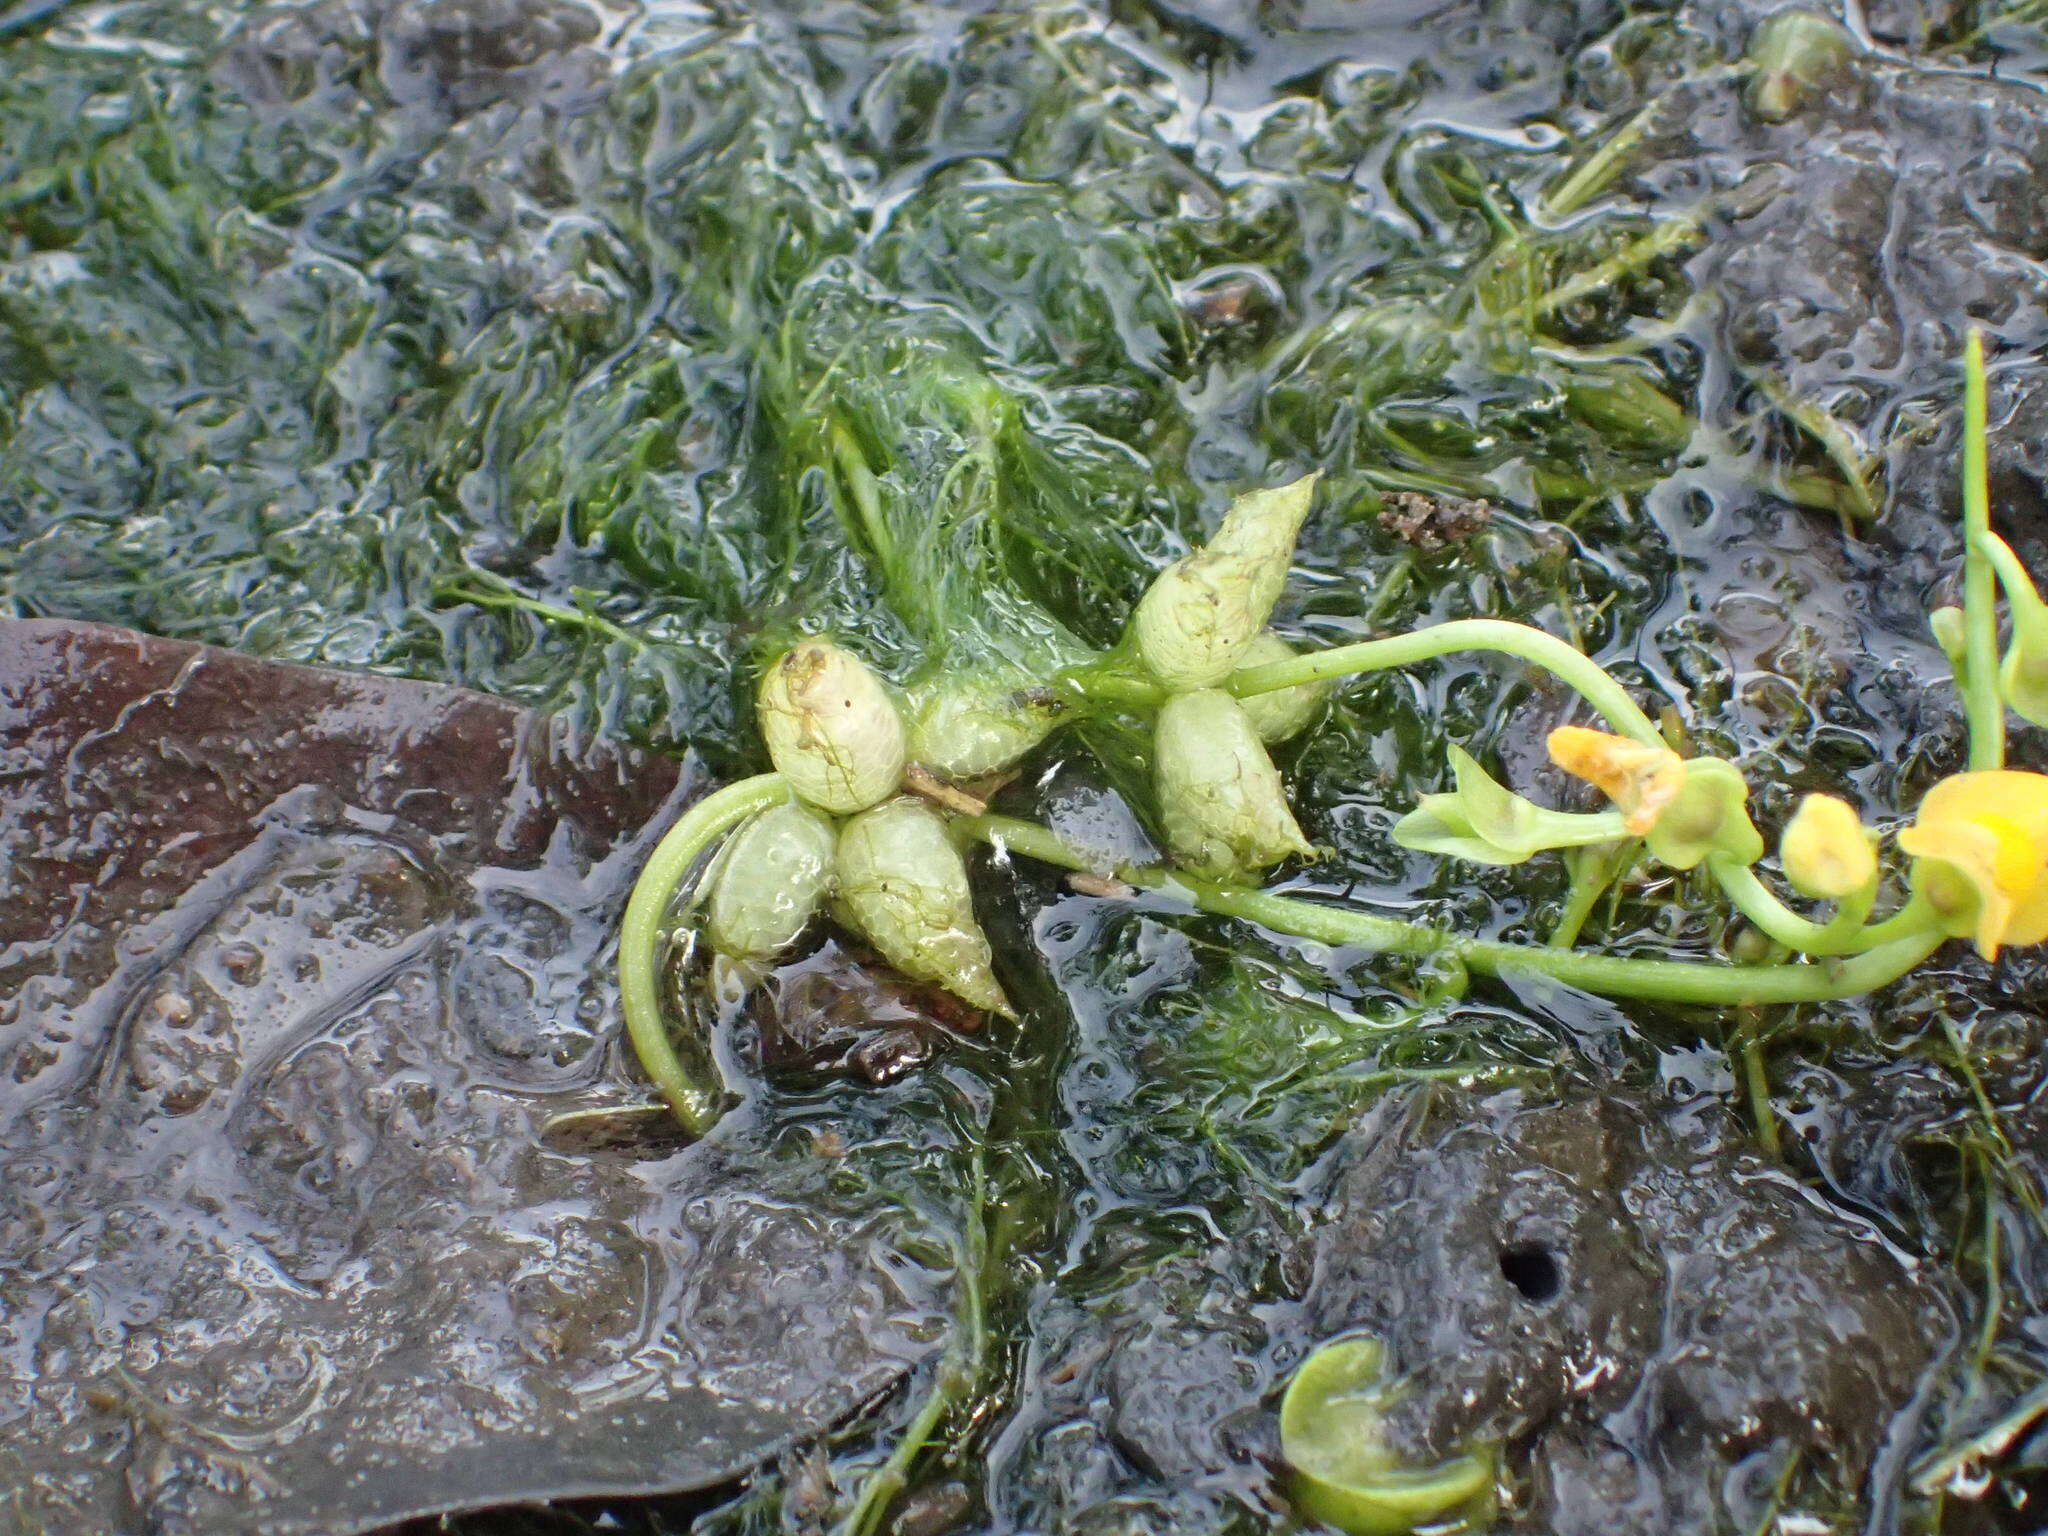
[{"xmin": 8, "ymin": 0, "xmax": 2048, "ymax": 1532}]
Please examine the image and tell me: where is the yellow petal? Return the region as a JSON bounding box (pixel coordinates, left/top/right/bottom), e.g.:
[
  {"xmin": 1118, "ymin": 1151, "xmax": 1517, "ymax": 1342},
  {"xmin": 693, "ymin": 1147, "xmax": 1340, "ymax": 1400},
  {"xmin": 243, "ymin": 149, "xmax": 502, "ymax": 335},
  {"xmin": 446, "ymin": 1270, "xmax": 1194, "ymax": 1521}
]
[
  {"xmin": 1547, "ymin": 726, "xmax": 1685, "ymax": 836},
  {"xmin": 1899, "ymin": 819, "xmax": 2020, "ymax": 959},
  {"xmin": 1904, "ymin": 771, "xmax": 2048, "ymax": 957},
  {"xmin": 1915, "ymin": 770, "xmax": 2048, "ymax": 839}
]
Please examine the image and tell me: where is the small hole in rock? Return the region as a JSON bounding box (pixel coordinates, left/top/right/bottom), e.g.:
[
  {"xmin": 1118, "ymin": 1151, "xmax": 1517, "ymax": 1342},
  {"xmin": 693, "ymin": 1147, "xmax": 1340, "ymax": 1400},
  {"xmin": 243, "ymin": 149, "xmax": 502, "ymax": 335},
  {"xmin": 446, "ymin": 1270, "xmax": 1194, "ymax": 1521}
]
[{"xmin": 1499, "ymin": 1242, "xmax": 1562, "ymax": 1303}]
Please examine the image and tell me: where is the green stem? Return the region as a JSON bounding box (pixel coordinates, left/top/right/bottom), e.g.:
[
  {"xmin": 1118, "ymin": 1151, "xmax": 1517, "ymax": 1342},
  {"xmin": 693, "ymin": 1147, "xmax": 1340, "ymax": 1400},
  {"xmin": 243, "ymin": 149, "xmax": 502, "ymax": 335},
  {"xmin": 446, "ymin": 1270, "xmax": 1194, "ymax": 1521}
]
[
  {"xmin": 1536, "ymin": 214, "xmax": 1705, "ymax": 318},
  {"xmin": 1059, "ymin": 665, "xmax": 1166, "ymax": 711},
  {"xmin": 1978, "ymin": 529, "xmax": 2037, "ymax": 611},
  {"xmin": 1748, "ymin": 367, "xmax": 1880, "ymax": 521},
  {"xmin": 831, "ymin": 420, "xmax": 895, "ymax": 571},
  {"xmin": 618, "ymin": 773, "xmax": 790, "ymax": 1136},
  {"xmin": 834, "ymin": 1161, "xmax": 989, "ymax": 1536},
  {"xmin": 963, "ymin": 815, "xmax": 1945, "ymax": 1006},
  {"xmin": 1963, "ymin": 328, "xmax": 2004, "ymax": 770},
  {"xmin": 1539, "ymin": 66, "xmax": 1741, "ymax": 219},
  {"xmin": 1708, "ymin": 859, "xmax": 1927, "ymax": 956},
  {"xmin": 1227, "ymin": 619, "xmax": 1663, "ymax": 744},
  {"xmin": 1738, "ymin": 1027, "xmax": 1782, "ymax": 1158},
  {"xmin": 1548, "ymin": 840, "xmax": 1636, "ymax": 947},
  {"xmin": 441, "ymin": 580, "xmax": 647, "ymax": 650}
]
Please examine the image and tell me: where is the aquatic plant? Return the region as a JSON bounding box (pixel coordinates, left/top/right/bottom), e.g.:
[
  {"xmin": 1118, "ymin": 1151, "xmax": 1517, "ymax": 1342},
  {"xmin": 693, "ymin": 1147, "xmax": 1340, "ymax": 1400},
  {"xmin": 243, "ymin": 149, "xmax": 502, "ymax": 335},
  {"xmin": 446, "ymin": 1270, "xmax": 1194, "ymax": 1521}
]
[
  {"xmin": 621, "ymin": 326, "xmax": 2046, "ymax": 1109},
  {"xmin": 608, "ymin": 325, "xmax": 2048, "ymax": 1529}
]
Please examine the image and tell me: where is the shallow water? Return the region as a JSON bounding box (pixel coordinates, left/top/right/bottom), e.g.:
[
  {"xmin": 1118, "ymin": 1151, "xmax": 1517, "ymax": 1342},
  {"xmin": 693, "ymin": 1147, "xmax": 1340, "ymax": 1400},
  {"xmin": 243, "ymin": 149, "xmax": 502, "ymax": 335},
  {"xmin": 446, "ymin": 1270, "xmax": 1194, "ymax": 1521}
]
[{"xmin": 6, "ymin": 0, "xmax": 2048, "ymax": 1531}]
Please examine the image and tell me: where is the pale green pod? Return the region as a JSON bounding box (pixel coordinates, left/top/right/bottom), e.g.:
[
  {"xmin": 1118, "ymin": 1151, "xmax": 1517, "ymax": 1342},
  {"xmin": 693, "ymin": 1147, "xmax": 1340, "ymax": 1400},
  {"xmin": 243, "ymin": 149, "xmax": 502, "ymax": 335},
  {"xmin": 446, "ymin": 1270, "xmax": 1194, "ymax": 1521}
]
[
  {"xmin": 1281, "ymin": 1336, "xmax": 1496, "ymax": 1536},
  {"xmin": 703, "ymin": 800, "xmax": 839, "ymax": 963},
  {"xmin": 1155, "ymin": 689, "xmax": 1314, "ymax": 879},
  {"xmin": 1133, "ymin": 472, "xmax": 1320, "ymax": 689},
  {"xmin": 757, "ymin": 639, "xmax": 907, "ymax": 814},
  {"xmin": 1231, "ymin": 631, "xmax": 1329, "ymax": 744},
  {"xmin": 835, "ymin": 798, "xmax": 1015, "ymax": 1017},
  {"xmin": 1744, "ymin": 9, "xmax": 1856, "ymax": 123},
  {"xmin": 906, "ymin": 677, "xmax": 1061, "ymax": 779}
]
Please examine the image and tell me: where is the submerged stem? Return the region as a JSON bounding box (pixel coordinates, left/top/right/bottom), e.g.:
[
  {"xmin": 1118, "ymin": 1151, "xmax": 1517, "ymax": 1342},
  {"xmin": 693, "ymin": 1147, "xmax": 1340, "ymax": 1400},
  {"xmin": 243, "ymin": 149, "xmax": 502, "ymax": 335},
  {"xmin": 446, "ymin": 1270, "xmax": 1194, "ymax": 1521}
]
[
  {"xmin": 618, "ymin": 773, "xmax": 790, "ymax": 1135},
  {"xmin": 963, "ymin": 814, "xmax": 1944, "ymax": 1006},
  {"xmin": 835, "ymin": 1158, "xmax": 989, "ymax": 1536},
  {"xmin": 1226, "ymin": 619, "xmax": 1663, "ymax": 744},
  {"xmin": 1548, "ymin": 839, "xmax": 1636, "ymax": 947}
]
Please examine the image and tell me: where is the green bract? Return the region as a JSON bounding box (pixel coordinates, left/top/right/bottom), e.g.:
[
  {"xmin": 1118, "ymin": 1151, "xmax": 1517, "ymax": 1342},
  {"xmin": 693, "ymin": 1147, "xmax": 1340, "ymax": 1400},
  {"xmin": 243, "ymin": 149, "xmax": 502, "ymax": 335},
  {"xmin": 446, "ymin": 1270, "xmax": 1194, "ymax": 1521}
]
[
  {"xmin": 703, "ymin": 799, "xmax": 839, "ymax": 963},
  {"xmin": 835, "ymin": 797, "xmax": 1014, "ymax": 1017},
  {"xmin": 1646, "ymin": 758, "xmax": 1764, "ymax": 871},
  {"xmin": 1280, "ymin": 1336, "xmax": 1495, "ymax": 1536},
  {"xmin": 906, "ymin": 674, "xmax": 1062, "ymax": 779},
  {"xmin": 1394, "ymin": 747, "xmax": 1627, "ymax": 866},
  {"xmin": 1995, "ymin": 559, "xmax": 2048, "ymax": 730},
  {"xmin": 1232, "ymin": 631, "xmax": 1330, "ymax": 744},
  {"xmin": 1155, "ymin": 689, "xmax": 1314, "ymax": 879},
  {"xmin": 758, "ymin": 640, "xmax": 908, "ymax": 814},
  {"xmin": 1133, "ymin": 473, "xmax": 1319, "ymax": 689}
]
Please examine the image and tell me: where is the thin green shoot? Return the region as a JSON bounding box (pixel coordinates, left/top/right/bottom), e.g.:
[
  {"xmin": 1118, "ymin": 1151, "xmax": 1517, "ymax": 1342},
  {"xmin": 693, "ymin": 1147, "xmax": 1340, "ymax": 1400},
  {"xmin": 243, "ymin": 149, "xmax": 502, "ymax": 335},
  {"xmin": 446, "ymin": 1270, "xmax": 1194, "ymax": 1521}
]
[{"xmin": 1962, "ymin": 328, "xmax": 2004, "ymax": 768}]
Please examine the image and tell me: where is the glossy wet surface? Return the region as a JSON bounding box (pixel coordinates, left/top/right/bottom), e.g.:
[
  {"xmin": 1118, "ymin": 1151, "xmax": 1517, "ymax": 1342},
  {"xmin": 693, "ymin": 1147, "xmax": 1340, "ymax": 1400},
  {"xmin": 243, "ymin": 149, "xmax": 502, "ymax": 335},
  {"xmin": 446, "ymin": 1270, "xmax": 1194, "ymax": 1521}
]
[
  {"xmin": 0, "ymin": 621, "xmax": 944, "ymax": 1535},
  {"xmin": 7, "ymin": 0, "xmax": 2048, "ymax": 1531}
]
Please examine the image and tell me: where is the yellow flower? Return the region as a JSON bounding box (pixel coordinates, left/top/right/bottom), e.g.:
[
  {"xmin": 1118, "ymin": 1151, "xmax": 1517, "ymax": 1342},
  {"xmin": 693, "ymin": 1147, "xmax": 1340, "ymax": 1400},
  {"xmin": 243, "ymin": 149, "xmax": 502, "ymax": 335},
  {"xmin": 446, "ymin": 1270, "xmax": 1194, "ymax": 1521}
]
[
  {"xmin": 1897, "ymin": 770, "xmax": 2048, "ymax": 960},
  {"xmin": 1548, "ymin": 726, "xmax": 1763, "ymax": 869},
  {"xmin": 1547, "ymin": 726, "xmax": 1685, "ymax": 836},
  {"xmin": 1779, "ymin": 793, "xmax": 1877, "ymax": 900}
]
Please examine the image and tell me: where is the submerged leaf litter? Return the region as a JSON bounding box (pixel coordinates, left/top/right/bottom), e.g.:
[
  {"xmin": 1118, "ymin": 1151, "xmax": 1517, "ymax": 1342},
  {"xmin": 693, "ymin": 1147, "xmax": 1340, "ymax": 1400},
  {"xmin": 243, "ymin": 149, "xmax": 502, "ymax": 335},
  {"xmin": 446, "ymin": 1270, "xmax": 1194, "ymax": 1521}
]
[{"xmin": 5, "ymin": 0, "xmax": 2048, "ymax": 1532}]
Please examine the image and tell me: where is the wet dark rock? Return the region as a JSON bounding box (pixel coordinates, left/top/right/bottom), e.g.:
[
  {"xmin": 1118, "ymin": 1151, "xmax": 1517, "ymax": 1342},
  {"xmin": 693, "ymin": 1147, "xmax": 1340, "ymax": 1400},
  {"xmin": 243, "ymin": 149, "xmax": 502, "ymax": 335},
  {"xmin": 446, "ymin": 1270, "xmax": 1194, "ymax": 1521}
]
[
  {"xmin": 1635, "ymin": 35, "xmax": 2048, "ymax": 626},
  {"xmin": 0, "ymin": 619, "xmax": 944, "ymax": 1536},
  {"xmin": 1314, "ymin": 1089, "xmax": 1953, "ymax": 1532},
  {"xmin": 378, "ymin": 0, "xmax": 607, "ymax": 114},
  {"xmin": 1014, "ymin": 1081, "xmax": 1953, "ymax": 1533}
]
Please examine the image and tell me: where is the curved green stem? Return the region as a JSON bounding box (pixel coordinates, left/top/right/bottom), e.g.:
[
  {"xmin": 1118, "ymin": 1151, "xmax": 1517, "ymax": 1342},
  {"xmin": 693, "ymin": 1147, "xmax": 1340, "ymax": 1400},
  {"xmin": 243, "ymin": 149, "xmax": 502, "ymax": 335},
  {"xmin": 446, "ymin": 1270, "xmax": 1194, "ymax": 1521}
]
[
  {"xmin": 619, "ymin": 773, "xmax": 790, "ymax": 1136},
  {"xmin": 1706, "ymin": 859, "xmax": 1934, "ymax": 957},
  {"xmin": 963, "ymin": 815, "xmax": 1944, "ymax": 1007},
  {"xmin": 1980, "ymin": 529, "xmax": 2035, "ymax": 604},
  {"xmin": 1226, "ymin": 619, "xmax": 1663, "ymax": 744},
  {"xmin": 1963, "ymin": 328, "xmax": 2004, "ymax": 770}
]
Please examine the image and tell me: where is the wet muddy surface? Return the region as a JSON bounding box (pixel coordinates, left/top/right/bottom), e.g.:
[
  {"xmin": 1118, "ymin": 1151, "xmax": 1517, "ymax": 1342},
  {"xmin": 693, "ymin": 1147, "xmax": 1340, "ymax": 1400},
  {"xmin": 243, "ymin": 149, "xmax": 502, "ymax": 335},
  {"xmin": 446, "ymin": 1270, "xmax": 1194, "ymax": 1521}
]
[
  {"xmin": 0, "ymin": 621, "xmax": 945, "ymax": 1534},
  {"xmin": 7, "ymin": 0, "xmax": 2048, "ymax": 1532}
]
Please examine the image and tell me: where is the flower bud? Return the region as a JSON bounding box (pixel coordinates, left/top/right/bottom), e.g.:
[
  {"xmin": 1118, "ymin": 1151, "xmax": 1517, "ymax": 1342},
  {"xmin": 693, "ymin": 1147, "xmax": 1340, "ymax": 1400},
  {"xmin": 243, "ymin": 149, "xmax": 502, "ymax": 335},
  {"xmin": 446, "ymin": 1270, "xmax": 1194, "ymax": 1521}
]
[
  {"xmin": 1133, "ymin": 473, "xmax": 1319, "ymax": 689},
  {"xmin": 757, "ymin": 640, "xmax": 906, "ymax": 814},
  {"xmin": 1232, "ymin": 631, "xmax": 1329, "ymax": 744},
  {"xmin": 703, "ymin": 800, "xmax": 839, "ymax": 963},
  {"xmin": 1155, "ymin": 690, "xmax": 1314, "ymax": 879},
  {"xmin": 834, "ymin": 798, "xmax": 1014, "ymax": 1017},
  {"xmin": 1929, "ymin": 605, "xmax": 1968, "ymax": 677},
  {"xmin": 1744, "ymin": 9, "xmax": 1856, "ymax": 123},
  {"xmin": 906, "ymin": 676, "xmax": 1062, "ymax": 779},
  {"xmin": 1778, "ymin": 793, "xmax": 1876, "ymax": 900}
]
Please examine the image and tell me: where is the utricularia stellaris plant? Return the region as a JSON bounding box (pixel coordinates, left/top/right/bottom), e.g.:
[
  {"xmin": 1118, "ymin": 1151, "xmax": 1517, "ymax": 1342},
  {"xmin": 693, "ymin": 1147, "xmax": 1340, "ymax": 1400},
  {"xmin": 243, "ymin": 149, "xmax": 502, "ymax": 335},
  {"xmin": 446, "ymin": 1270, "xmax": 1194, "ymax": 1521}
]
[
  {"xmin": 609, "ymin": 332, "xmax": 2048, "ymax": 1536},
  {"xmin": 620, "ymin": 333, "xmax": 2048, "ymax": 1143}
]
